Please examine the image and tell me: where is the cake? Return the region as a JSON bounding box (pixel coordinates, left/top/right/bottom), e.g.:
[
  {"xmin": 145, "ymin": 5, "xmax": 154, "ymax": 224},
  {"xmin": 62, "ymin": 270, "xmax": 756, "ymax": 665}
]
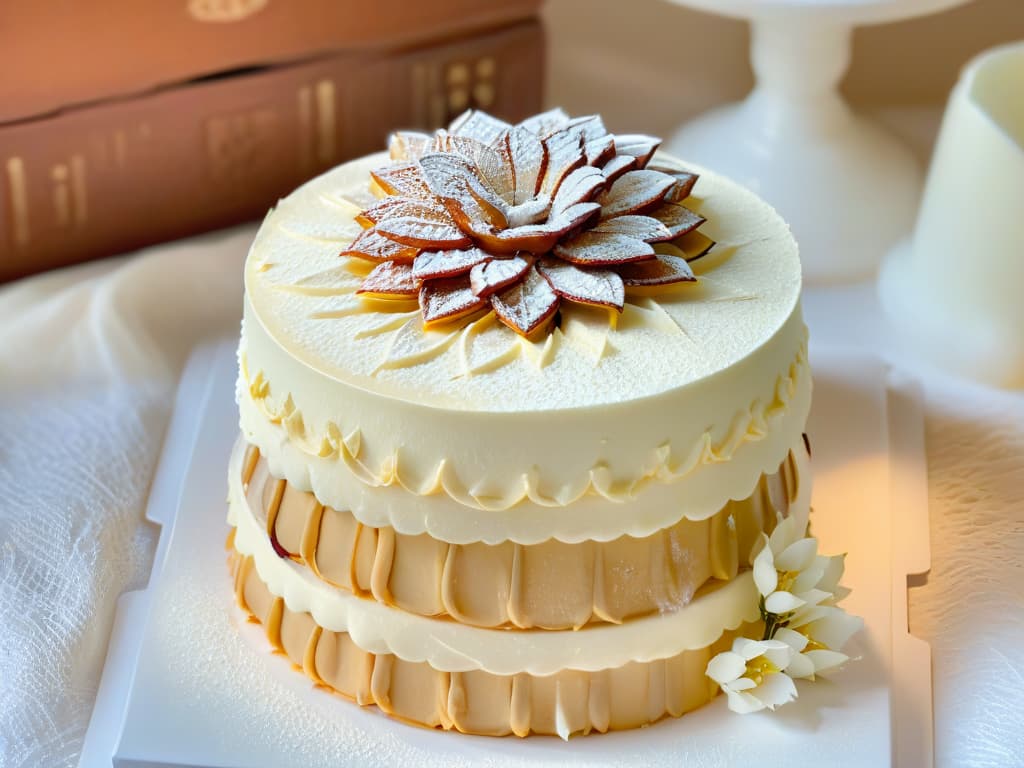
[{"xmin": 227, "ymin": 109, "xmax": 861, "ymax": 737}]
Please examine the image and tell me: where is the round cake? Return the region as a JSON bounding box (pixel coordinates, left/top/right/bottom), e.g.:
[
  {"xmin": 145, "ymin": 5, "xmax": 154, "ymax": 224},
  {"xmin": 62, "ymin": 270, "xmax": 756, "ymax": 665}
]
[{"xmin": 228, "ymin": 109, "xmax": 828, "ymax": 738}]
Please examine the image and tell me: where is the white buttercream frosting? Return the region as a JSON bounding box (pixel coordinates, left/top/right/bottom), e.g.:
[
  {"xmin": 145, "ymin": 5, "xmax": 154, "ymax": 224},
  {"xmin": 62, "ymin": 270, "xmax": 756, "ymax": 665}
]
[
  {"xmin": 238, "ymin": 151, "xmax": 806, "ymax": 523},
  {"xmin": 227, "ymin": 448, "xmax": 761, "ymax": 676}
]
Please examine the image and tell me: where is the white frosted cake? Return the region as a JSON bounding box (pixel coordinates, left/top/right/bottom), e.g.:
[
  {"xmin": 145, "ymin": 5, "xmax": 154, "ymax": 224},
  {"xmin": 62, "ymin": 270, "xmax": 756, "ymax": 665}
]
[{"xmin": 227, "ymin": 109, "xmax": 859, "ymax": 737}]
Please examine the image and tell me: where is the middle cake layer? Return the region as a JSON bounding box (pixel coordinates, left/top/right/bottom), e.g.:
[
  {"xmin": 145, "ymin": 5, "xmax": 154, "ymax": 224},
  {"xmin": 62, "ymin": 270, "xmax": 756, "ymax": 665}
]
[{"xmin": 234, "ymin": 438, "xmax": 809, "ymax": 630}]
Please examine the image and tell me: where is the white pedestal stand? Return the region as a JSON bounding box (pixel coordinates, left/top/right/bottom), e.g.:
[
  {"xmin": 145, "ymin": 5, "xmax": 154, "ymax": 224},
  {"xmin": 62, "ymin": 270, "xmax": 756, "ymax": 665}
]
[{"xmin": 665, "ymin": 0, "xmax": 968, "ymax": 284}]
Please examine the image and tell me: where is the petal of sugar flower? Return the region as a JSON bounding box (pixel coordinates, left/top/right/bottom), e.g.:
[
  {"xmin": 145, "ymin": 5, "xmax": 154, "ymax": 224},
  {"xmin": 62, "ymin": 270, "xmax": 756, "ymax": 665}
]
[
  {"xmin": 759, "ymin": 639, "xmax": 795, "ymax": 671},
  {"xmin": 725, "ymin": 689, "xmax": 769, "ymax": 715},
  {"xmin": 411, "ymin": 248, "xmax": 491, "ymax": 280},
  {"xmin": 769, "ymin": 514, "xmax": 803, "ymax": 553},
  {"xmin": 727, "ymin": 677, "xmax": 758, "ymax": 692},
  {"xmin": 553, "ymin": 231, "xmax": 655, "ymax": 266},
  {"xmin": 706, "ymin": 651, "xmax": 747, "ymax": 685},
  {"xmin": 469, "ymin": 256, "xmax": 533, "ymax": 298},
  {"xmin": 733, "ymin": 637, "xmax": 770, "ymax": 661},
  {"xmin": 753, "ymin": 534, "xmax": 778, "ymax": 597},
  {"xmin": 490, "ymin": 265, "xmax": 560, "ymax": 336},
  {"xmin": 804, "ymin": 649, "xmax": 852, "ymax": 676},
  {"xmin": 783, "ymin": 652, "xmax": 817, "ymax": 681},
  {"xmin": 774, "ymin": 627, "xmax": 810, "ymax": 654},
  {"xmin": 599, "ymin": 170, "xmax": 676, "ymax": 218},
  {"xmin": 794, "ymin": 606, "xmax": 864, "ymax": 651},
  {"xmin": 776, "ymin": 536, "xmax": 819, "ymax": 573},
  {"xmin": 817, "ymin": 553, "xmax": 847, "ymax": 595},
  {"xmin": 754, "ymin": 669, "xmax": 798, "ymax": 709},
  {"xmin": 537, "ymin": 257, "xmax": 625, "ymax": 310},
  {"xmin": 765, "ymin": 590, "xmax": 805, "ymax": 615}
]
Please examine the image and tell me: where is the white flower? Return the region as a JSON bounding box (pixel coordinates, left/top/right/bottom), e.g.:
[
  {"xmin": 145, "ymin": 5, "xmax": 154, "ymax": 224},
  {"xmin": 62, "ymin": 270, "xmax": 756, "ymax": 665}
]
[
  {"xmin": 751, "ymin": 515, "xmax": 832, "ymax": 615},
  {"xmin": 706, "ymin": 637, "xmax": 798, "ymax": 714},
  {"xmin": 776, "ymin": 604, "xmax": 864, "ymax": 679}
]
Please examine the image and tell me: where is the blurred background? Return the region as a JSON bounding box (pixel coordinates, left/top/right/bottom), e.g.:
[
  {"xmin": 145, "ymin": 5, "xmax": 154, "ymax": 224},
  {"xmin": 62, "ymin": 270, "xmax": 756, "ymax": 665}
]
[{"xmin": 1, "ymin": 0, "xmax": 1021, "ymax": 281}]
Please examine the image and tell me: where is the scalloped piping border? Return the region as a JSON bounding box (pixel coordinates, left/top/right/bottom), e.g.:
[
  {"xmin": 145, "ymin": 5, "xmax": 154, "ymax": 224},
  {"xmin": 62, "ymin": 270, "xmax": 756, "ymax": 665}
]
[
  {"xmin": 238, "ymin": 337, "xmax": 809, "ymax": 513},
  {"xmin": 228, "ymin": 456, "xmax": 761, "ymax": 676}
]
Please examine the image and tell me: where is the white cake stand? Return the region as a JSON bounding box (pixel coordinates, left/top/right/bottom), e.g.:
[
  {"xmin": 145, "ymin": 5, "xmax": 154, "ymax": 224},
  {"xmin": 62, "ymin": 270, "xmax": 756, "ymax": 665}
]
[{"xmin": 665, "ymin": 0, "xmax": 969, "ymax": 284}]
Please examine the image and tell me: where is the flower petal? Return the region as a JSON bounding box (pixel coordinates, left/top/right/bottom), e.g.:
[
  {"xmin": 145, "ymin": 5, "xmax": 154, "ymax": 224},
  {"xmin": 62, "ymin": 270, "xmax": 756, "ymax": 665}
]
[
  {"xmin": 617, "ymin": 254, "xmax": 696, "ymax": 287},
  {"xmin": 755, "ymin": 671, "xmax": 798, "ymax": 709},
  {"xmin": 706, "ymin": 651, "xmax": 747, "ymax": 685},
  {"xmin": 420, "ymin": 275, "xmax": 489, "ymax": 325},
  {"xmin": 785, "ymin": 651, "xmax": 817, "ymax": 680},
  {"xmin": 537, "ymin": 258, "xmax": 625, "ymax": 310},
  {"xmin": 804, "ymin": 649, "xmax": 852, "ymax": 675},
  {"xmin": 412, "ymin": 248, "xmax": 491, "ymax": 280},
  {"xmin": 357, "ymin": 261, "xmax": 419, "ymax": 297},
  {"xmin": 612, "ymin": 134, "xmax": 661, "ymax": 168},
  {"xmin": 341, "ymin": 229, "xmax": 419, "ymax": 264},
  {"xmin": 774, "ymin": 627, "xmax": 809, "ymax": 654},
  {"xmin": 592, "ymin": 214, "xmax": 672, "ymax": 242},
  {"xmin": 648, "ymin": 203, "xmax": 706, "ymax": 240},
  {"xmin": 448, "ymin": 109, "xmax": 512, "ymax": 144},
  {"xmin": 375, "ymin": 217, "xmax": 472, "ymax": 249},
  {"xmin": 725, "ymin": 689, "xmax": 768, "ymax": 714},
  {"xmin": 599, "ymin": 169, "xmax": 676, "ymax": 218},
  {"xmin": 765, "ymin": 590, "xmax": 805, "ymax": 614},
  {"xmin": 551, "ymin": 166, "xmax": 607, "ymax": 217},
  {"xmin": 470, "ymin": 256, "xmax": 533, "ymax": 298},
  {"xmin": 490, "ymin": 266, "xmax": 560, "ymax": 336},
  {"xmin": 753, "ymin": 536, "xmax": 778, "ymax": 597},
  {"xmin": 817, "ymin": 553, "xmax": 847, "ymax": 595},
  {"xmin": 370, "ymin": 162, "xmax": 433, "ymax": 199},
  {"xmin": 554, "ymin": 231, "xmax": 655, "ymax": 266},
  {"xmin": 777, "ymin": 536, "xmax": 819, "ymax": 573}
]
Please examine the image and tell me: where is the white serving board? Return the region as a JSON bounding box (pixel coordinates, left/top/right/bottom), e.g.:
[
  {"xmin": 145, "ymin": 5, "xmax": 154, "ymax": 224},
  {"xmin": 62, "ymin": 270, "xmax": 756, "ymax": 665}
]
[{"xmin": 78, "ymin": 338, "xmax": 932, "ymax": 768}]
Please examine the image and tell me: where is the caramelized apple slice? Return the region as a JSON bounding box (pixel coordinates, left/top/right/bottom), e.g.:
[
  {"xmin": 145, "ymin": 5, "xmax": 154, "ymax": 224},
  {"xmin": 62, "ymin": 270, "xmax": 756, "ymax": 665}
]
[
  {"xmin": 341, "ymin": 229, "xmax": 419, "ymax": 264},
  {"xmin": 469, "ymin": 256, "xmax": 532, "ymax": 297},
  {"xmin": 420, "ymin": 275, "xmax": 489, "ymax": 325},
  {"xmin": 612, "ymin": 135, "xmax": 661, "ymax": 168},
  {"xmin": 370, "ymin": 163, "xmax": 432, "ymax": 199},
  {"xmin": 599, "ymin": 170, "xmax": 676, "ymax": 218},
  {"xmin": 553, "ymin": 230, "xmax": 655, "ymax": 266},
  {"xmin": 389, "ymin": 131, "xmax": 433, "ymax": 161},
  {"xmin": 448, "ymin": 110, "xmax": 512, "ymax": 145},
  {"xmin": 518, "ymin": 107, "xmax": 570, "ymax": 138},
  {"xmin": 648, "ymin": 166, "xmax": 700, "ymax": 202},
  {"xmin": 648, "ymin": 203, "xmax": 705, "ymax": 241},
  {"xmin": 357, "ymin": 261, "xmax": 420, "ymax": 296},
  {"xmin": 375, "ymin": 217, "xmax": 472, "ymax": 249},
  {"xmin": 356, "ymin": 197, "xmax": 455, "ymax": 228},
  {"xmin": 490, "ymin": 265, "xmax": 560, "ymax": 337},
  {"xmin": 419, "ymin": 152, "xmax": 509, "ymax": 228},
  {"xmin": 601, "ymin": 154, "xmax": 638, "ymax": 184},
  {"xmin": 486, "ymin": 202, "xmax": 600, "ymax": 255},
  {"xmin": 618, "ymin": 253, "xmax": 696, "ymax": 286},
  {"xmin": 551, "ymin": 166, "xmax": 606, "ymax": 217},
  {"xmin": 507, "ymin": 126, "xmax": 546, "ymax": 205},
  {"xmin": 537, "ymin": 257, "xmax": 624, "ymax": 310},
  {"xmin": 539, "ymin": 126, "xmax": 586, "ymax": 197},
  {"xmin": 674, "ymin": 230, "xmax": 717, "ymax": 262},
  {"xmin": 591, "ymin": 214, "xmax": 672, "ymax": 242},
  {"xmin": 411, "ymin": 247, "xmax": 491, "ymax": 280}
]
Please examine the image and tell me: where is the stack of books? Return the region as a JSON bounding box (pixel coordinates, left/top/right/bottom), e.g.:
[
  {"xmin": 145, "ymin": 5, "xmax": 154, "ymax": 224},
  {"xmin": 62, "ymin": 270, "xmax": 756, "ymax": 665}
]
[{"xmin": 0, "ymin": 0, "xmax": 544, "ymax": 280}]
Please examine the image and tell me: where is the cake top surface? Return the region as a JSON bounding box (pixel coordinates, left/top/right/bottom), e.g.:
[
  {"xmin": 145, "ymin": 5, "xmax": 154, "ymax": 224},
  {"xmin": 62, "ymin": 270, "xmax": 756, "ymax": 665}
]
[{"xmin": 244, "ymin": 112, "xmax": 801, "ymax": 413}]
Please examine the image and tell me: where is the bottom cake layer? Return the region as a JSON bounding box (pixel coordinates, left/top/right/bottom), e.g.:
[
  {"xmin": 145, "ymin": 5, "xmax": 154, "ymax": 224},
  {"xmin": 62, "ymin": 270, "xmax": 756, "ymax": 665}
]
[{"xmin": 230, "ymin": 548, "xmax": 752, "ymax": 738}]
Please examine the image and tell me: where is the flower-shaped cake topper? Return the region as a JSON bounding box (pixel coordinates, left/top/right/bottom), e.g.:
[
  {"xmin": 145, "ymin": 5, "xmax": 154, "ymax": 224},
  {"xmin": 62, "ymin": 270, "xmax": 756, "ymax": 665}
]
[{"xmin": 342, "ymin": 108, "xmax": 714, "ymax": 337}]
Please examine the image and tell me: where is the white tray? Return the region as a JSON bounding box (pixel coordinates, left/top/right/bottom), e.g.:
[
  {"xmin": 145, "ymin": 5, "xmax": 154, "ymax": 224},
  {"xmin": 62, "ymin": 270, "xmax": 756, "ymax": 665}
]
[{"xmin": 78, "ymin": 339, "xmax": 932, "ymax": 768}]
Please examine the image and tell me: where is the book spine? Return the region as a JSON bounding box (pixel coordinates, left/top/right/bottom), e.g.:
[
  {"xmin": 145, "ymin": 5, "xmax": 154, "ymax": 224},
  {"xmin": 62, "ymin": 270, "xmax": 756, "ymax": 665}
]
[
  {"xmin": 0, "ymin": 0, "xmax": 543, "ymax": 123},
  {"xmin": 0, "ymin": 21, "xmax": 544, "ymax": 281}
]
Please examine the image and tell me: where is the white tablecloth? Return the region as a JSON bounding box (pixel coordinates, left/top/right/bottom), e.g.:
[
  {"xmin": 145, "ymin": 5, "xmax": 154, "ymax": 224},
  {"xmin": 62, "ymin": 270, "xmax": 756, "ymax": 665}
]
[{"xmin": 1, "ymin": 226, "xmax": 1022, "ymax": 768}]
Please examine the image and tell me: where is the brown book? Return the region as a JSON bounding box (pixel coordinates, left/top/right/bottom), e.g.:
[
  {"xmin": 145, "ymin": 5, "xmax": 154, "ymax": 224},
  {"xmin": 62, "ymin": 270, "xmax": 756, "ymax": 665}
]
[
  {"xmin": 0, "ymin": 21, "xmax": 544, "ymax": 281},
  {"xmin": 0, "ymin": 0, "xmax": 542, "ymax": 123}
]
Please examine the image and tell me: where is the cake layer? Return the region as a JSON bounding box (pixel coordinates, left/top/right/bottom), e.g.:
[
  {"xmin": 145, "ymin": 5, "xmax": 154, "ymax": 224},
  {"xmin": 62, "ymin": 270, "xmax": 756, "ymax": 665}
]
[
  {"xmin": 239, "ymin": 151, "xmax": 806, "ymax": 518},
  {"xmin": 237, "ymin": 438, "xmax": 809, "ymax": 629},
  {"xmin": 232, "ymin": 550, "xmax": 752, "ymax": 738},
  {"xmin": 228, "ymin": 460, "xmax": 761, "ymax": 676},
  {"xmin": 238, "ymin": 337, "xmax": 810, "ymax": 544}
]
